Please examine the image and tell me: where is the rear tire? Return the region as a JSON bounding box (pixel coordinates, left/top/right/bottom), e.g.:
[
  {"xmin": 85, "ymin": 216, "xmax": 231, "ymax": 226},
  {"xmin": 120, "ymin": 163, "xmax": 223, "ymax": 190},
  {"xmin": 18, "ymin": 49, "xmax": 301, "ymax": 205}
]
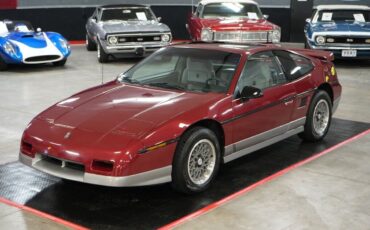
[
  {"xmin": 299, "ymin": 90, "xmax": 332, "ymax": 142},
  {"xmin": 97, "ymin": 41, "xmax": 109, "ymax": 63},
  {"xmin": 53, "ymin": 59, "xmax": 67, "ymax": 67},
  {"xmin": 86, "ymin": 34, "xmax": 97, "ymax": 51},
  {"xmin": 0, "ymin": 57, "xmax": 8, "ymax": 71},
  {"xmin": 171, "ymin": 127, "xmax": 221, "ymax": 194}
]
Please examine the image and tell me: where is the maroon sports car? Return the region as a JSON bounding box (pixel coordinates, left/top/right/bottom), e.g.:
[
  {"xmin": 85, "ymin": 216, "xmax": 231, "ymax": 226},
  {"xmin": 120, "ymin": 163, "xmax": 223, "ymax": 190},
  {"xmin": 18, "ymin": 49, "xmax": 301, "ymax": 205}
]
[{"xmin": 19, "ymin": 43, "xmax": 341, "ymax": 193}]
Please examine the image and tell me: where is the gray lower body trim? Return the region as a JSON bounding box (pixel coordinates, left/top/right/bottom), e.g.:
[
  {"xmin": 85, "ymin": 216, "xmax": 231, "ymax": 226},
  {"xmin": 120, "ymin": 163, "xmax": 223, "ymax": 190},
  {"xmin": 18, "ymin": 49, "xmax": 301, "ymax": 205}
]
[
  {"xmin": 224, "ymin": 118, "xmax": 306, "ymax": 163},
  {"xmin": 332, "ymin": 96, "xmax": 341, "ymax": 114},
  {"xmin": 19, "ymin": 153, "xmax": 172, "ymax": 187}
]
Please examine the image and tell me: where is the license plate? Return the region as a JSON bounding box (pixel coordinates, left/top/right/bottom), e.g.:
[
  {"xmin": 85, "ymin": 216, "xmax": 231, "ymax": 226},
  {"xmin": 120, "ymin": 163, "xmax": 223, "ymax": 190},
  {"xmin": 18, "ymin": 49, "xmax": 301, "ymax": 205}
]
[{"xmin": 342, "ymin": 49, "xmax": 357, "ymax": 57}]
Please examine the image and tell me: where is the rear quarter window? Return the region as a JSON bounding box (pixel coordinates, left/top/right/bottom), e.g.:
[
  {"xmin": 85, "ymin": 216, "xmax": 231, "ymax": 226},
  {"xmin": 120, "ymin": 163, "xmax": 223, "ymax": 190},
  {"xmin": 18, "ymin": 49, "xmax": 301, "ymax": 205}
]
[{"xmin": 274, "ymin": 50, "xmax": 314, "ymax": 81}]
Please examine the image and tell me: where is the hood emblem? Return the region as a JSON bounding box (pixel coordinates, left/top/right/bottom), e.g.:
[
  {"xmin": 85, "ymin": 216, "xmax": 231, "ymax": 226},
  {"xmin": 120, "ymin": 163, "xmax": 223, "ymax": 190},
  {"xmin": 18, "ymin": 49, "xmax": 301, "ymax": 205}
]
[{"xmin": 64, "ymin": 131, "xmax": 72, "ymax": 139}]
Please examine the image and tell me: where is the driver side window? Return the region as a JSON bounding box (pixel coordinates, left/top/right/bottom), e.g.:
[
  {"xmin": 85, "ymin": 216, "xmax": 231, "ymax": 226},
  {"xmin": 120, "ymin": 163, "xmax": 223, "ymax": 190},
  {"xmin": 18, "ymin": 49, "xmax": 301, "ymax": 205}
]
[{"xmin": 236, "ymin": 51, "xmax": 286, "ymax": 97}]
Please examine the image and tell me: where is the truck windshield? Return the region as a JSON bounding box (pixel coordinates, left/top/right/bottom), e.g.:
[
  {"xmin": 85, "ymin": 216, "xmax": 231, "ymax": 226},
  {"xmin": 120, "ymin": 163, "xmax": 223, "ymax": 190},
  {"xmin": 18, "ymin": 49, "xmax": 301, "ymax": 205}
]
[
  {"xmin": 317, "ymin": 10, "xmax": 370, "ymax": 23},
  {"xmin": 119, "ymin": 47, "xmax": 241, "ymax": 93},
  {"xmin": 101, "ymin": 8, "xmax": 155, "ymax": 21},
  {"xmin": 201, "ymin": 3, "xmax": 263, "ymax": 19}
]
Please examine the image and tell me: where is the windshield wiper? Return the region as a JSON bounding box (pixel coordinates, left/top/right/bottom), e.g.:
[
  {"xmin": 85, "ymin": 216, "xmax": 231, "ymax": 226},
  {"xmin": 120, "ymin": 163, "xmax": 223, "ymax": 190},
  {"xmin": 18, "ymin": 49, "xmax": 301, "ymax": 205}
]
[
  {"xmin": 121, "ymin": 77, "xmax": 141, "ymax": 85},
  {"xmin": 147, "ymin": 82, "xmax": 185, "ymax": 91}
]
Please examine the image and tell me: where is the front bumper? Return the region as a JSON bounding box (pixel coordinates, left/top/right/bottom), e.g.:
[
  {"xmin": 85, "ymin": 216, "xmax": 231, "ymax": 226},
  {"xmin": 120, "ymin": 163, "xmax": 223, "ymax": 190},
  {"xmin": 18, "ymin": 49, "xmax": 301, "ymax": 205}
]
[
  {"xmin": 102, "ymin": 42, "xmax": 169, "ymax": 56},
  {"xmin": 19, "ymin": 152, "xmax": 172, "ymax": 187},
  {"xmin": 307, "ymin": 42, "xmax": 370, "ymax": 59}
]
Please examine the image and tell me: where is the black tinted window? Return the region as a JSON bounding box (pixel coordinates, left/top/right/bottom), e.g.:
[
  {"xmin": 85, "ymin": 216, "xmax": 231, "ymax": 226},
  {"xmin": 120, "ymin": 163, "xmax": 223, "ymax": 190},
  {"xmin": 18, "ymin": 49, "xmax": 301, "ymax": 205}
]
[{"xmin": 274, "ymin": 51, "xmax": 313, "ymax": 80}]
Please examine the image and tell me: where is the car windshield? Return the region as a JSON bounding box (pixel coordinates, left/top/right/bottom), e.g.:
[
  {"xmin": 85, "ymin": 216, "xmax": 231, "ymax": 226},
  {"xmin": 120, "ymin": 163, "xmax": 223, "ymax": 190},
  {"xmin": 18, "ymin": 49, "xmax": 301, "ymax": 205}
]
[
  {"xmin": 119, "ymin": 47, "xmax": 241, "ymax": 93},
  {"xmin": 201, "ymin": 3, "xmax": 263, "ymax": 19},
  {"xmin": 101, "ymin": 8, "xmax": 155, "ymax": 21},
  {"xmin": 4, "ymin": 21, "xmax": 34, "ymax": 32},
  {"xmin": 316, "ymin": 10, "xmax": 370, "ymax": 23}
]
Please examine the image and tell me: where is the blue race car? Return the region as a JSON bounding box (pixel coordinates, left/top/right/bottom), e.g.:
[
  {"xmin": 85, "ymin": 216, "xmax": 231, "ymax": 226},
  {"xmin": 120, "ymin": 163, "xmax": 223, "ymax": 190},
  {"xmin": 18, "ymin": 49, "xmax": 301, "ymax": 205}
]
[
  {"xmin": 304, "ymin": 5, "xmax": 370, "ymax": 59},
  {"xmin": 0, "ymin": 20, "xmax": 71, "ymax": 70}
]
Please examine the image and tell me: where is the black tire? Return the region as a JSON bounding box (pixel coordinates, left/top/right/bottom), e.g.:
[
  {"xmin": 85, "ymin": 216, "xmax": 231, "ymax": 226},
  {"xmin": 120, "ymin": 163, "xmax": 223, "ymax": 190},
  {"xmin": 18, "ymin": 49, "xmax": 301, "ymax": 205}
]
[
  {"xmin": 0, "ymin": 57, "xmax": 8, "ymax": 71},
  {"xmin": 86, "ymin": 34, "xmax": 97, "ymax": 51},
  {"xmin": 172, "ymin": 127, "xmax": 221, "ymax": 194},
  {"xmin": 304, "ymin": 40, "xmax": 310, "ymax": 49},
  {"xmin": 97, "ymin": 41, "xmax": 109, "ymax": 63},
  {"xmin": 53, "ymin": 59, "xmax": 67, "ymax": 67},
  {"xmin": 299, "ymin": 90, "xmax": 332, "ymax": 142}
]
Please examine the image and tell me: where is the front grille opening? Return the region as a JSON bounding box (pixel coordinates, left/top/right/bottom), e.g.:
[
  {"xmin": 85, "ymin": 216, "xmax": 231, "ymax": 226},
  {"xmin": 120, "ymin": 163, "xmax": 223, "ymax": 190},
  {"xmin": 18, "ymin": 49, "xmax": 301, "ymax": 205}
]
[
  {"xmin": 25, "ymin": 55, "xmax": 61, "ymax": 62},
  {"xmin": 41, "ymin": 155, "xmax": 85, "ymax": 172},
  {"xmin": 92, "ymin": 160, "xmax": 114, "ymax": 172}
]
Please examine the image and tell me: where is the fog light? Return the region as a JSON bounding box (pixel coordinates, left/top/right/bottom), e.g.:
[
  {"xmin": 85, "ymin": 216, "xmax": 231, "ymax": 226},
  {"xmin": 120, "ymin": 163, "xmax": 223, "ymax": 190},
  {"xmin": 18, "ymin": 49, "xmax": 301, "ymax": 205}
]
[{"xmin": 327, "ymin": 38, "xmax": 335, "ymax": 43}]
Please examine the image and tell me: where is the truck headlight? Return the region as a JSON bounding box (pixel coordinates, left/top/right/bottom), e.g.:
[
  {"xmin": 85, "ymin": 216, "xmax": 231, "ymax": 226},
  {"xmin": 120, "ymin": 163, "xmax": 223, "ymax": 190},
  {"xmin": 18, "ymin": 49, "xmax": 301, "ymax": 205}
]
[
  {"xmin": 316, "ymin": 36, "xmax": 325, "ymax": 45},
  {"xmin": 271, "ymin": 29, "xmax": 281, "ymax": 43},
  {"xmin": 3, "ymin": 41, "xmax": 15, "ymax": 55},
  {"xmin": 201, "ymin": 28, "xmax": 213, "ymax": 42},
  {"xmin": 108, "ymin": 36, "xmax": 118, "ymax": 45},
  {"xmin": 161, "ymin": 34, "xmax": 170, "ymax": 42}
]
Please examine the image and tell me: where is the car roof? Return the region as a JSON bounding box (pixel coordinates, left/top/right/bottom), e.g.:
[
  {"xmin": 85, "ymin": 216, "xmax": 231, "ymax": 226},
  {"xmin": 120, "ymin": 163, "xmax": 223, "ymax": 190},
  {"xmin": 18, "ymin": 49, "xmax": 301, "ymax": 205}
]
[
  {"xmin": 98, "ymin": 4, "xmax": 148, "ymax": 9},
  {"xmin": 199, "ymin": 0, "xmax": 258, "ymax": 6},
  {"xmin": 315, "ymin": 5, "xmax": 370, "ymax": 11},
  {"xmin": 170, "ymin": 42, "xmax": 275, "ymax": 55}
]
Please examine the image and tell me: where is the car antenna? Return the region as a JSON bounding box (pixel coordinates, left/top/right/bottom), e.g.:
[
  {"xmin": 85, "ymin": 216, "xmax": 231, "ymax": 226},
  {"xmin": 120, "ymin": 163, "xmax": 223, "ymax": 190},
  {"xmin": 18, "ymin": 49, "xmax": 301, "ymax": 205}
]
[{"xmin": 192, "ymin": 0, "xmax": 194, "ymax": 13}]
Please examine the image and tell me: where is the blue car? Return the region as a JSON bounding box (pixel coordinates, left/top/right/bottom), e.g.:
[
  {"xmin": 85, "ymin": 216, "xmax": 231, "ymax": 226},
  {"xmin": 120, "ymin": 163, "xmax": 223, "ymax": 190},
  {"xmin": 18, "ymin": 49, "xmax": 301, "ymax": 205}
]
[
  {"xmin": 304, "ymin": 5, "xmax": 370, "ymax": 59},
  {"xmin": 0, "ymin": 20, "xmax": 71, "ymax": 70}
]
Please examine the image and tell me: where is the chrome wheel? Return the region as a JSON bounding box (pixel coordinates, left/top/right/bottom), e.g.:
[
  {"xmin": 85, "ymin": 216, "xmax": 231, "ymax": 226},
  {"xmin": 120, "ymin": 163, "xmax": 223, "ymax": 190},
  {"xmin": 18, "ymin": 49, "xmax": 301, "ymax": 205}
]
[
  {"xmin": 187, "ymin": 139, "xmax": 216, "ymax": 185},
  {"xmin": 313, "ymin": 99, "xmax": 330, "ymax": 136}
]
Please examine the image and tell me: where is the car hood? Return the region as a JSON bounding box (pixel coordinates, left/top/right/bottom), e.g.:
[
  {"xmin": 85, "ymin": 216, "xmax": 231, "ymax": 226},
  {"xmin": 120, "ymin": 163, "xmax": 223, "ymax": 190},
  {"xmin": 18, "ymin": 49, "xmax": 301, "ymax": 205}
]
[
  {"xmin": 312, "ymin": 22, "xmax": 370, "ymax": 33},
  {"xmin": 32, "ymin": 82, "xmax": 222, "ymax": 150},
  {"xmin": 200, "ymin": 18, "xmax": 277, "ymax": 31},
  {"xmin": 5, "ymin": 32, "xmax": 49, "ymax": 48},
  {"xmin": 99, "ymin": 21, "xmax": 171, "ymax": 34}
]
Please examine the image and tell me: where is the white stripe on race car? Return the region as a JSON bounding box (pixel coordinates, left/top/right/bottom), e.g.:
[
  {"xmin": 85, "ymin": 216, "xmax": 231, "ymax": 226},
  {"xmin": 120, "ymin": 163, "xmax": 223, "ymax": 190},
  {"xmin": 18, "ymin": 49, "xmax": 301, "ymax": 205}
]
[{"xmin": 10, "ymin": 32, "xmax": 64, "ymax": 64}]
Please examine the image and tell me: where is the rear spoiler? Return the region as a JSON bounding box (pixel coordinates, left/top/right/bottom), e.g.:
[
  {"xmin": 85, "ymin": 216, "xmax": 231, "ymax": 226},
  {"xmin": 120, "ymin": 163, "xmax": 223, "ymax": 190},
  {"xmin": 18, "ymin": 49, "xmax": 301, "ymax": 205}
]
[{"xmin": 291, "ymin": 48, "xmax": 334, "ymax": 62}]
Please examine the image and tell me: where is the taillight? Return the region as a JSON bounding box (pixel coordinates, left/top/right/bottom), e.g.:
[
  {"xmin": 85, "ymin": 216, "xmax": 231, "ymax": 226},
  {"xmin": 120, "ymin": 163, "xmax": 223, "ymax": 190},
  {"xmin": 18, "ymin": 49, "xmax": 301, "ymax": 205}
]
[{"xmin": 91, "ymin": 160, "xmax": 114, "ymax": 173}]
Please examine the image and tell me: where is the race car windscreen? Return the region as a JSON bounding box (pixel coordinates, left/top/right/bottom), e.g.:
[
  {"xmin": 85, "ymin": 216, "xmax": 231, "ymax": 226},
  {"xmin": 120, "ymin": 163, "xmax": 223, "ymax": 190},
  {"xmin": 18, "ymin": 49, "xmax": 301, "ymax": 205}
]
[
  {"xmin": 201, "ymin": 3, "xmax": 263, "ymax": 19},
  {"xmin": 101, "ymin": 8, "xmax": 155, "ymax": 21},
  {"xmin": 5, "ymin": 21, "xmax": 34, "ymax": 32},
  {"xmin": 317, "ymin": 10, "xmax": 370, "ymax": 22},
  {"xmin": 119, "ymin": 47, "xmax": 241, "ymax": 93}
]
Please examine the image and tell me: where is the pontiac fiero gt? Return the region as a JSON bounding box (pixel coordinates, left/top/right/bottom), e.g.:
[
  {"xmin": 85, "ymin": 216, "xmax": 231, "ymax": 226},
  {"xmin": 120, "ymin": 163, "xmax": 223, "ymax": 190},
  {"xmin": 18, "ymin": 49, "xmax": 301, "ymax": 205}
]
[{"xmin": 19, "ymin": 43, "xmax": 341, "ymax": 193}]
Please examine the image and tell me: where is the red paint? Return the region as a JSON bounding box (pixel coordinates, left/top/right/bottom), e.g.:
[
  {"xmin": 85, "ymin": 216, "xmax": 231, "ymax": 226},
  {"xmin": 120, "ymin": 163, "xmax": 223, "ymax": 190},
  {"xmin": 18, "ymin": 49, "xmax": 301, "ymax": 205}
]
[
  {"xmin": 187, "ymin": 1, "xmax": 279, "ymax": 41},
  {"xmin": 0, "ymin": 197, "xmax": 89, "ymax": 230},
  {"xmin": 0, "ymin": 0, "xmax": 17, "ymax": 9},
  {"xmin": 20, "ymin": 43, "xmax": 341, "ymax": 180},
  {"xmin": 159, "ymin": 128, "xmax": 370, "ymax": 229}
]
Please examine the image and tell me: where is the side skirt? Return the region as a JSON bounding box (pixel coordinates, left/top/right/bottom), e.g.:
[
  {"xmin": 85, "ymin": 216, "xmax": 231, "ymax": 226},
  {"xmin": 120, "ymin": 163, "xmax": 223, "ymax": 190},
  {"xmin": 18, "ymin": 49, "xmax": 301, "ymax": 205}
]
[{"xmin": 224, "ymin": 118, "xmax": 306, "ymax": 163}]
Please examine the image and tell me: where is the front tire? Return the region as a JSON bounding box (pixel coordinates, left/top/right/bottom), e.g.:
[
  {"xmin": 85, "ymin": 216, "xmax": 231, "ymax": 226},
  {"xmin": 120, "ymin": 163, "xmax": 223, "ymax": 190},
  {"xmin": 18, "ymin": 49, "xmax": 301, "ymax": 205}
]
[
  {"xmin": 97, "ymin": 41, "xmax": 109, "ymax": 63},
  {"xmin": 299, "ymin": 90, "xmax": 332, "ymax": 142},
  {"xmin": 0, "ymin": 57, "xmax": 8, "ymax": 71},
  {"xmin": 86, "ymin": 34, "xmax": 97, "ymax": 51},
  {"xmin": 172, "ymin": 127, "xmax": 221, "ymax": 194},
  {"xmin": 53, "ymin": 59, "xmax": 67, "ymax": 67}
]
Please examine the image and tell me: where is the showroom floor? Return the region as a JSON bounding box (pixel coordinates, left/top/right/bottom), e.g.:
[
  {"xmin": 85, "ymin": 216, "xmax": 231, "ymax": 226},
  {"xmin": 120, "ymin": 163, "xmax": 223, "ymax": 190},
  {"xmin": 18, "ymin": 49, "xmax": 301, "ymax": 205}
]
[{"xmin": 0, "ymin": 44, "xmax": 369, "ymax": 229}]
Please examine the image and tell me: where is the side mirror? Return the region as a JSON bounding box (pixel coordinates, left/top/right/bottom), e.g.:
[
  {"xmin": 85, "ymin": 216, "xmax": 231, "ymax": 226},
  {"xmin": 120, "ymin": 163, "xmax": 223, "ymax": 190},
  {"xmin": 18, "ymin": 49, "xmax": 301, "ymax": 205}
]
[
  {"xmin": 240, "ymin": 86, "xmax": 263, "ymax": 101},
  {"xmin": 157, "ymin": 17, "xmax": 162, "ymax": 22},
  {"xmin": 306, "ymin": 18, "xmax": 311, "ymax": 23},
  {"xmin": 36, "ymin": 27, "xmax": 42, "ymax": 33},
  {"xmin": 263, "ymin": 14, "xmax": 269, "ymax": 20}
]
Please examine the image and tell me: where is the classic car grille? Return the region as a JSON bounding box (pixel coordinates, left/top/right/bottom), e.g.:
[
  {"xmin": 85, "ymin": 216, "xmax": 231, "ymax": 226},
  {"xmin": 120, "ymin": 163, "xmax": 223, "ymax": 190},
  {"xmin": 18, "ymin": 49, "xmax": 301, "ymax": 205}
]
[
  {"xmin": 25, "ymin": 55, "xmax": 61, "ymax": 62},
  {"xmin": 118, "ymin": 35, "xmax": 162, "ymax": 43},
  {"xmin": 213, "ymin": 31, "xmax": 270, "ymax": 43},
  {"xmin": 325, "ymin": 36, "xmax": 370, "ymax": 45},
  {"xmin": 41, "ymin": 154, "xmax": 85, "ymax": 172}
]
